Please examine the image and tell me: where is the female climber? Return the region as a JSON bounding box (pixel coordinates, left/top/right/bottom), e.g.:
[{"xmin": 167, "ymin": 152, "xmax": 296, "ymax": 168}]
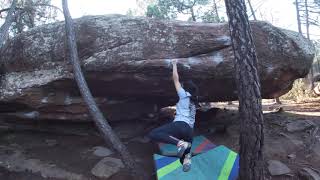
[{"xmin": 148, "ymin": 59, "xmax": 199, "ymax": 172}]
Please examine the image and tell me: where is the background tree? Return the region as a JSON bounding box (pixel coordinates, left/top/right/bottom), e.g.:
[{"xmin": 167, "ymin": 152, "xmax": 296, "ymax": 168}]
[
  {"xmin": 305, "ymin": 0, "xmax": 314, "ymax": 89},
  {"xmin": 0, "ymin": 0, "xmax": 16, "ymax": 86},
  {"xmin": 146, "ymin": 2, "xmax": 174, "ymax": 19},
  {"xmin": 146, "ymin": 0, "xmax": 210, "ymax": 21},
  {"xmin": 246, "ymin": 0, "xmax": 257, "ymax": 20},
  {"xmin": 295, "ymin": 0, "xmax": 320, "ymax": 89},
  {"xmin": 0, "ymin": 0, "xmax": 58, "ymax": 34},
  {"xmin": 144, "ymin": 0, "xmax": 226, "ymax": 22},
  {"xmin": 135, "ymin": 0, "xmax": 156, "ymax": 15},
  {"xmin": 295, "ymin": 0, "xmax": 303, "ymax": 33},
  {"xmin": 61, "ymin": 0, "xmax": 147, "ymax": 179},
  {"xmin": 224, "ymin": 0, "xmax": 265, "ymax": 179},
  {"xmin": 201, "ymin": 0, "xmax": 225, "ymax": 22},
  {"xmin": 0, "ymin": 0, "xmax": 17, "ymax": 47},
  {"xmin": 296, "ymin": 0, "xmax": 320, "ymax": 29}
]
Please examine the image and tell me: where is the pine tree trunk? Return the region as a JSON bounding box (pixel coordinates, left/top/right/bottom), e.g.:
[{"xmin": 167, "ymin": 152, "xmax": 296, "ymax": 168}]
[
  {"xmin": 297, "ymin": 0, "xmax": 310, "ymax": 88},
  {"xmin": 224, "ymin": 0, "xmax": 265, "ymax": 179},
  {"xmin": 61, "ymin": 0, "xmax": 147, "ymax": 179},
  {"xmin": 295, "ymin": 0, "xmax": 303, "ymax": 34},
  {"xmin": 190, "ymin": 7, "xmax": 196, "ymax": 21},
  {"xmin": 212, "ymin": 0, "xmax": 220, "ymax": 22},
  {"xmin": 305, "ymin": 0, "xmax": 314, "ymax": 90},
  {"xmin": 0, "ymin": 0, "xmax": 17, "ymax": 48},
  {"xmin": 305, "ymin": 0, "xmax": 310, "ymax": 40}
]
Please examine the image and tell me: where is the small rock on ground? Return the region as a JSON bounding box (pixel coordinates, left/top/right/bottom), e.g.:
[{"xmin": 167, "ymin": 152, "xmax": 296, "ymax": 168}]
[
  {"xmin": 268, "ymin": 160, "xmax": 291, "ymax": 176},
  {"xmin": 45, "ymin": 139, "xmax": 58, "ymax": 147},
  {"xmin": 92, "ymin": 146, "xmax": 113, "ymax": 157},
  {"xmin": 91, "ymin": 157, "xmax": 124, "ymax": 178}
]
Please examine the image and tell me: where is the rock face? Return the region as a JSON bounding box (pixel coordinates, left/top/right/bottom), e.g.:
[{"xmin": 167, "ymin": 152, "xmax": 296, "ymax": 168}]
[{"xmin": 0, "ymin": 15, "xmax": 315, "ymax": 122}]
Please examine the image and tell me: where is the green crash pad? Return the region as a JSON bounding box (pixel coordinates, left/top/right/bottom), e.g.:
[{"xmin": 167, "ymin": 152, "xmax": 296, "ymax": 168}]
[
  {"xmin": 153, "ymin": 145, "xmax": 239, "ymax": 180},
  {"xmin": 158, "ymin": 135, "xmax": 216, "ymax": 156}
]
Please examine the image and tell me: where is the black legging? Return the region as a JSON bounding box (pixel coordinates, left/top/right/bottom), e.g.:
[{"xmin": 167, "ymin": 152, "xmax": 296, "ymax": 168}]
[{"xmin": 148, "ymin": 121, "xmax": 193, "ymax": 158}]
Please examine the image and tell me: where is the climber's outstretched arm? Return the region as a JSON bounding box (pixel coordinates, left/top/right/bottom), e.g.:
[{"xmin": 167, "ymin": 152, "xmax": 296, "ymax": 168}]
[{"xmin": 172, "ymin": 59, "xmax": 181, "ymax": 92}]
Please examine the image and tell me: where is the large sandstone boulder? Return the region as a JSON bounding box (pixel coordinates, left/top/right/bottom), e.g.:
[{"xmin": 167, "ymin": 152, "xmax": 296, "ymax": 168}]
[{"xmin": 0, "ymin": 15, "xmax": 315, "ymax": 122}]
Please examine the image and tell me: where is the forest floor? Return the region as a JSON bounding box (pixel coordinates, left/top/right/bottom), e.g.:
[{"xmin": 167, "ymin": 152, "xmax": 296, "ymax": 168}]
[{"xmin": 0, "ymin": 99, "xmax": 319, "ymax": 180}]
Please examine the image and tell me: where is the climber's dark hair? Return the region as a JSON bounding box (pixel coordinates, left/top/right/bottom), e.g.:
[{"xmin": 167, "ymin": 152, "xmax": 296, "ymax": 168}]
[{"xmin": 182, "ymin": 80, "xmax": 199, "ymax": 105}]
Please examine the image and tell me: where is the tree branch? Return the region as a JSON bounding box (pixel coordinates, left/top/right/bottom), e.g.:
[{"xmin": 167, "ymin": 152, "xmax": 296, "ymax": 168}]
[
  {"xmin": 0, "ymin": 7, "xmax": 23, "ymax": 15},
  {"xmin": 0, "ymin": 3, "xmax": 62, "ymax": 16},
  {"xmin": 33, "ymin": 3, "xmax": 63, "ymax": 13},
  {"xmin": 0, "ymin": 0, "xmax": 17, "ymax": 47}
]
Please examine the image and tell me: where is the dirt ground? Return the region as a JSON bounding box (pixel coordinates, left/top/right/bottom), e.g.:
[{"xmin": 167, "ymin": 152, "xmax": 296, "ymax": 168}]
[{"xmin": 0, "ymin": 99, "xmax": 319, "ymax": 180}]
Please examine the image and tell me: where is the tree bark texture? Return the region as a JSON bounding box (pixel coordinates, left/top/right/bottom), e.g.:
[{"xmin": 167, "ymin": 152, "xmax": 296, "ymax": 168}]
[
  {"xmin": 224, "ymin": 0, "xmax": 265, "ymax": 179},
  {"xmin": 61, "ymin": 0, "xmax": 147, "ymax": 179}
]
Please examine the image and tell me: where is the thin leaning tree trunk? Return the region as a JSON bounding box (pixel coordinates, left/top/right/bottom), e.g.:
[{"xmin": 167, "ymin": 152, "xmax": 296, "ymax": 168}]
[
  {"xmin": 224, "ymin": 0, "xmax": 265, "ymax": 180},
  {"xmin": 61, "ymin": 0, "xmax": 147, "ymax": 179},
  {"xmin": 247, "ymin": 0, "xmax": 257, "ymax": 20},
  {"xmin": 0, "ymin": 0, "xmax": 17, "ymax": 48}
]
